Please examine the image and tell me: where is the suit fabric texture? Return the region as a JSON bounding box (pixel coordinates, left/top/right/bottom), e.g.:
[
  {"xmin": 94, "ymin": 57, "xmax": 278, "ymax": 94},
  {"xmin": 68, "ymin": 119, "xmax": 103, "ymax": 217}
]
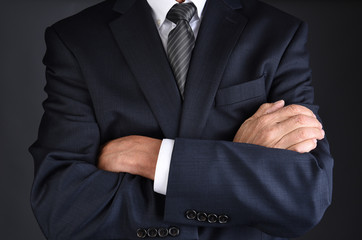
[{"xmin": 30, "ymin": 0, "xmax": 333, "ymax": 239}]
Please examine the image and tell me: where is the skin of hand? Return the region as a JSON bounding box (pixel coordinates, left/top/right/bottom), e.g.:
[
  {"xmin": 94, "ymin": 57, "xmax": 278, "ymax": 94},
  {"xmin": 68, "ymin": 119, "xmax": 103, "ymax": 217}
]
[
  {"xmin": 97, "ymin": 100, "xmax": 325, "ymax": 179},
  {"xmin": 97, "ymin": 135, "xmax": 161, "ymax": 180},
  {"xmin": 233, "ymin": 100, "xmax": 325, "ymax": 153}
]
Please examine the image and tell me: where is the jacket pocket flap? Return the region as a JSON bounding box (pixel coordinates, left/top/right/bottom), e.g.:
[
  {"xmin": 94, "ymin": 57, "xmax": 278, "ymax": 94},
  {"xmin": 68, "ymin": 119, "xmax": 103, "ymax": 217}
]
[{"xmin": 216, "ymin": 75, "xmax": 265, "ymax": 106}]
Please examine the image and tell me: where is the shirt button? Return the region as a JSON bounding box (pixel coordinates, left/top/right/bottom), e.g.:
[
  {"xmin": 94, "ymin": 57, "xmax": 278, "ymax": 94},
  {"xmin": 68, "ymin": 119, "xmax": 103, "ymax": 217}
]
[
  {"xmin": 168, "ymin": 227, "xmax": 180, "ymax": 237},
  {"xmin": 185, "ymin": 209, "xmax": 197, "ymax": 220},
  {"xmin": 136, "ymin": 228, "xmax": 147, "ymax": 238}
]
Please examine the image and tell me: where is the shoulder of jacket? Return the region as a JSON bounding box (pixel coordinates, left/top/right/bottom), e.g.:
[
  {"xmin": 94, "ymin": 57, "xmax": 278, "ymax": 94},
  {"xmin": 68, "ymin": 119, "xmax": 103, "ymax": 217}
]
[
  {"xmin": 243, "ymin": 0, "xmax": 303, "ymax": 27},
  {"xmin": 50, "ymin": 0, "xmax": 117, "ymax": 35}
]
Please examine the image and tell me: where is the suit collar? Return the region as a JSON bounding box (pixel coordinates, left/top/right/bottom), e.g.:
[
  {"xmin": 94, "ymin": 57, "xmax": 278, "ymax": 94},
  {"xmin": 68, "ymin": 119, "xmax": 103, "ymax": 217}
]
[
  {"xmin": 222, "ymin": 0, "xmax": 243, "ymax": 9},
  {"xmin": 110, "ymin": 0, "xmax": 248, "ymax": 139},
  {"xmin": 112, "ymin": 0, "xmax": 243, "ymax": 14},
  {"xmin": 110, "ymin": 0, "xmax": 182, "ymax": 138},
  {"xmin": 178, "ymin": 0, "xmax": 248, "ymax": 138},
  {"xmin": 113, "ymin": 0, "xmax": 136, "ymax": 14}
]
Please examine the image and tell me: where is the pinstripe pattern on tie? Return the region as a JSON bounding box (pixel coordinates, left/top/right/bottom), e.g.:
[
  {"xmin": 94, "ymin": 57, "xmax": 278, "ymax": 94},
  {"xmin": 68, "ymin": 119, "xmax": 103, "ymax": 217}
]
[{"xmin": 166, "ymin": 3, "xmax": 196, "ymax": 99}]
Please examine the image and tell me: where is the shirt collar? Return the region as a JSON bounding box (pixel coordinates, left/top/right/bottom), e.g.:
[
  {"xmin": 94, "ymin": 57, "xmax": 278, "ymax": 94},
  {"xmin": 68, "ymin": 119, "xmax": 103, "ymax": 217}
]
[{"xmin": 147, "ymin": 0, "xmax": 207, "ymax": 26}]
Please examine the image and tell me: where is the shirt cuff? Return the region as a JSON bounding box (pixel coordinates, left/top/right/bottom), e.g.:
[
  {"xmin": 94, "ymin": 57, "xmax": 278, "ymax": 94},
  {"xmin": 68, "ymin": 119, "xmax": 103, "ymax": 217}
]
[{"xmin": 154, "ymin": 139, "xmax": 174, "ymax": 195}]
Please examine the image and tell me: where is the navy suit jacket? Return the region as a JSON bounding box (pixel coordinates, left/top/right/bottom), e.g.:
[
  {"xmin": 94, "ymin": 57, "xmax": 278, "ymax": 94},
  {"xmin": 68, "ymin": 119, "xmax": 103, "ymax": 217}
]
[{"xmin": 30, "ymin": 0, "xmax": 333, "ymax": 239}]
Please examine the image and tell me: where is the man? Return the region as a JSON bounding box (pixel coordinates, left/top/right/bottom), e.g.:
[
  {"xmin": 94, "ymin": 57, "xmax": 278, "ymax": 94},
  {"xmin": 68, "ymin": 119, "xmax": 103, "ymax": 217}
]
[{"xmin": 30, "ymin": 0, "xmax": 333, "ymax": 239}]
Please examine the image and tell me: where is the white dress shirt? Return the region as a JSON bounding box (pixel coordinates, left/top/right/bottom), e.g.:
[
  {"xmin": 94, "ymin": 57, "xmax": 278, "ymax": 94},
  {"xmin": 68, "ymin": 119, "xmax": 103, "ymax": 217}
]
[{"xmin": 146, "ymin": 0, "xmax": 207, "ymax": 195}]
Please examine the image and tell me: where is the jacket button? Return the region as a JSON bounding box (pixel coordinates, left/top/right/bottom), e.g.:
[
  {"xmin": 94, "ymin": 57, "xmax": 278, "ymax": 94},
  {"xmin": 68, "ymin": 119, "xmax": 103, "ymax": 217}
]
[
  {"xmin": 207, "ymin": 214, "xmax": 218, "ymax": 223},
  {"xmin": 158, "ymin": 228, "xmax": 168, "ymax": 238},
  {"xmin": 147, "ymin": 228, "xmax": 158, "ymax": 237},
  {"xmin": 168, "ymin": 227, "xmax": 180, "ymax": 237},
  {"xmin": 185, "ymin": 209, "xmax": 197, "ymax": 220},
  {"xmin": 218, "ymin": 214, "xmax": 229, "ymax": 224},
  {"xmin": 136, "ymin": 228, "xmax": 147, "ymax": 238},
  {"xmin": 197, "ymin": 212, "xmax": 207, "ymax": 222}
]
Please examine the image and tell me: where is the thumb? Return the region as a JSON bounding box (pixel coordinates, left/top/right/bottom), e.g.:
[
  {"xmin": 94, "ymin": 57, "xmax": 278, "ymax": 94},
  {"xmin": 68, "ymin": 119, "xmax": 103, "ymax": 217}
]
[{"xmin": 252, "ymin": 100, "xmax": 285, "ymax": 118}]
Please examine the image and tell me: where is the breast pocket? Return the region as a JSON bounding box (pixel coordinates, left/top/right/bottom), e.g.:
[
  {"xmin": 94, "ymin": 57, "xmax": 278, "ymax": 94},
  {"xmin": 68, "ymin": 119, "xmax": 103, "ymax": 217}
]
[{"xmin": 215, "ymin": 75, "xmax": 266, "ymax": 107}]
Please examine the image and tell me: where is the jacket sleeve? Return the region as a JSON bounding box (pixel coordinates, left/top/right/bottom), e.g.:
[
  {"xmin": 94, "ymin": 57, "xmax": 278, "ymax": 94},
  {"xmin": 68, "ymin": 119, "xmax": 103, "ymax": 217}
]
[
  {"xmin": 29, "ymin": 26, "xmax": 197, "ymax": 240},
  {"xmin": 163, "ymin": 22, "xmax": 333, "ymax": 238}
]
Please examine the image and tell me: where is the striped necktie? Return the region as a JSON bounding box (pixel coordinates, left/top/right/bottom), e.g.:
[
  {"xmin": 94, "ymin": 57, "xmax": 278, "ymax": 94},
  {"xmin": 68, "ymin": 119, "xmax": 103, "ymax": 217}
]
[{"xmin": 166, "ymin": 2, "xmax": 197, "ymax": 99}]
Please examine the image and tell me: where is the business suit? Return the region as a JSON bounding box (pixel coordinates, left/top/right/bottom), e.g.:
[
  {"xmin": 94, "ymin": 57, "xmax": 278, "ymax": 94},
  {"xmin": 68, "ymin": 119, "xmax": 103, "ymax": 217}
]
[{"xmin": 30, "ymin": 0, "xmax": 333, "ymax": 239}]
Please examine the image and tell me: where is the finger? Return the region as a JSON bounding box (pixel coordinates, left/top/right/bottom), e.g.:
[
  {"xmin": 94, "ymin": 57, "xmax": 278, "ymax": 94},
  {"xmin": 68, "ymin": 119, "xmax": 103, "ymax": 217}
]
[
  {"xmin": 265, "ymin": 100, "xmax": 285, "ymax": 114},
  {"xmin": 274, "ymin": 114, "xmax": 323, "ymax": 139},
  {"xmin": 274, "ymin": 127, "xmax": 325, "ymax": 150},
  {"xmin": 252, "ymin": 100, "xmax": 285, "ymax": 119},
  {"xmin": 252, "ymin": 115, "xmax": 322, "ymax": 147},
  {"xmin": 287, "ymin": 139, "xmax": 318, "ymax": 153},
  {"xmin": 268, "ymin": 104, "xmax": 316, "ymax": 123}
]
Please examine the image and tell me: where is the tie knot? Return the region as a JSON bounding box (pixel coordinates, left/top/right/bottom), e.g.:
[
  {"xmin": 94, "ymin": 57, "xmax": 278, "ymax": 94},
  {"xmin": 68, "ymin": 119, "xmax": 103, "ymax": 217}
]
[{"xmin": 166, "ymin": 2, "xmax": 196, "ymax": 24}]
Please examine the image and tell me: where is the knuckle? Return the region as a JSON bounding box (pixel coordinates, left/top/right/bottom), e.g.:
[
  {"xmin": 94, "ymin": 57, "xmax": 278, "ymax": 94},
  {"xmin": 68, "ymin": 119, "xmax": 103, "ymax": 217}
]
[
  {"xmin": 260, "ymin": 127, "xmax": 270, "ymax": 137},
  {"xmin": 256, "ymin": 104, "xmax": 266, "ymax": 113},
  {"xmin": 311, "ymin": 118, "xmax": 321, "ymax": 127},
  {"xmin": 261, "ymin": 126, "xmax": 275, "ymax": 142},
  {"xmin": 257, "ymin": 115, "xmax": 271, "ymax": 127},
  {"xmin": 294, "ymin": 114, "xmax": 307, "ymax": 125},
  {"xmin": 292, "ymin": 139, "xmax": 317, "ymax": 153},
  {"xmin": 260, "ymin": 103, "xmax": 272, "ymax": 109},
  {"xmin": 297, "ymin": 128, "xmax": 308, "ymax": 140},
  {"xmin": 294, "ymin": 142, "xmax": 308, "ymax": 153},
  {"xmin": 258, "ymin": 102, "xmax": 276, "ymax": 114},
  {"xmin": 287, "ymin": 104, "xmax": 312, "ymax": 116},
  {"xmin": 255, "ymin": 117, "xmax": 264, "ymax": 128},
  {"xmin": 287, "ymin": 104, "xmax": 300, "ymax": 113},
  {"xmin": 306, "ymin": 140, "xmax": 317, "ymax": 152}
]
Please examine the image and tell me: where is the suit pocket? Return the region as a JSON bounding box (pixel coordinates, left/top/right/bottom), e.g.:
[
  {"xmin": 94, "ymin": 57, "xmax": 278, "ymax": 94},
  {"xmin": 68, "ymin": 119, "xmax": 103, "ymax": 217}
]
[{"xmin": 215, "ymin": 75, "xmax": 266, "ymax": 106}]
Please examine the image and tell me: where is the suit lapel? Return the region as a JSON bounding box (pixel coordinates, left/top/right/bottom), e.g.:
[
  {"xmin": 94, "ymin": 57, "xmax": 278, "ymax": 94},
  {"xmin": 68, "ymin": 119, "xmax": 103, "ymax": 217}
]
[
  {"xmin": 109, "ymin": 0, "xmax": 182, "ymax": 138},
  {"xmin": 179, "ymin": 0, "xmax": 248, "ymax": 138}
]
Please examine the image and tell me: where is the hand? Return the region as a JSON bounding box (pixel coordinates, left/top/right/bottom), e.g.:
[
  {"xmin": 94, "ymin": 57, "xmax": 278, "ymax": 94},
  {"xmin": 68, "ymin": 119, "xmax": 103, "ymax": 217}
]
[
  {"xmin": 233, "ymin": 100, "xmax": 325, "ymax": 153},
  {"xmin": 97, "ymin": 135, "xmax": 162, "ymax": 180}
]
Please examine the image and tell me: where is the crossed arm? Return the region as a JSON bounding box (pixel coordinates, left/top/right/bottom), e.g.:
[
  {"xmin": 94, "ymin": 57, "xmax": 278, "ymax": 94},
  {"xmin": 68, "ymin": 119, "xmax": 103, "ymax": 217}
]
[{"xmin": 98, "ymin": 100, "xmax": 325, "ymax": 180}]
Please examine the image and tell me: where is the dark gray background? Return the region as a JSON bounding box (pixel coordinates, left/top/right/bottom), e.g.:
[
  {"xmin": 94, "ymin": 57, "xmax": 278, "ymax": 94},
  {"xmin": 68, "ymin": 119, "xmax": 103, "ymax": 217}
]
[{"xmin": 0, "ymin": 0, "xmax": 361, "ymax": 239}]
